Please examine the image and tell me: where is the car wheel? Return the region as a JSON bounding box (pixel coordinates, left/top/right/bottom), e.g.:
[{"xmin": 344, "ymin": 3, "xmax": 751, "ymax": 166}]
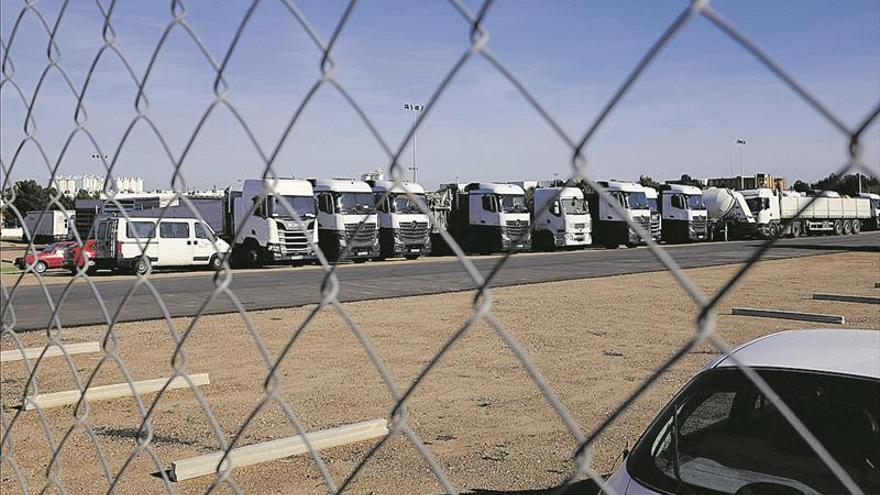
[
  {"xmin": 208, "ymin": 254, "xmax": 223, "ymax": 271},
  {"xmin": 33, "ymin": 260, "xmax": 48, "ymax": 274},
  {"xmin": 134, "ymin": 256, "xmax": 151, "ymax": 275}
]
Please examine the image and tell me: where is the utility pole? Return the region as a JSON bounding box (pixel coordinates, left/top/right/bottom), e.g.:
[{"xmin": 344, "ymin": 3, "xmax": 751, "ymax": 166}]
[
  {"xmin": 735, "ymin": 138, "xmax": 747, "ymax": 189},
  {"xmin": 403, "ymin": 103, "xmax": 424, "ymax": 183}
]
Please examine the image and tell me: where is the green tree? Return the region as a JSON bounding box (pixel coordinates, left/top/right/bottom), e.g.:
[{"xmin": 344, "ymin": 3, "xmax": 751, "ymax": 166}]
[
  {"xmin": 811, "ymin": 173, "xmax": 879, "ymax": 196},
  {"xmin": 791, "ymin": 180, "xmax": 811, "ymax": 193},
  {"xmin": 676, "ymin": 174, "xmax": 704, "ymax": 188},
  {"xmin": 638, "ymin": 175, "xmax": 661, "ymax": 190},
  {"xmin": 1, "ymin": 180, "xmax": 74, "ymax": 227}
]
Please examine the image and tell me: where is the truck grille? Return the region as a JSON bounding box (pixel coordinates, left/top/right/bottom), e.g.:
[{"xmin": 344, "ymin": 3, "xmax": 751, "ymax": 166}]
[
  {"xmin": 573, "ymin": 223, "xmax": 586, "ymax": 230},
  {"xmin": 636, "ymin": 216, "xmax": 651, "ymax": 231},
  {"xmin": 650, "ymin": 213, "xmax": 661, "ymax": 238},
  {"xmin": 280, "ymin": 229, "xmax": 311, "ymax": 253},
  {"xmin": 692, "ymin": 216, "xmax": 707, "ymax": 233},
  {"xmin": 506, "ymin": 220, "xmax": 530, "ymax": 239},
  {"xmin": 400, "ymin": 221, "xmax": 429, "ymax": 243},
  {"xmin": 345, "ymin": 222, "xmax": 378, "ymax": 244}
]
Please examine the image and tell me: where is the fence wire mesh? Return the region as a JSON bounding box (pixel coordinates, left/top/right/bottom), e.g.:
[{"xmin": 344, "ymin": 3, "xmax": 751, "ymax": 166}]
[{"xmin": 1, "ymin": 0, "xmax": 878, "ymax": 494}]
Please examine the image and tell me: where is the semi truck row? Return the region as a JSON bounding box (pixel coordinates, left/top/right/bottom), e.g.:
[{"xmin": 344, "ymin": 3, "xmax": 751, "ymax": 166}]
[{"xmin": 15, "ymin": 178, "xmax": 876, "ymax": 275}]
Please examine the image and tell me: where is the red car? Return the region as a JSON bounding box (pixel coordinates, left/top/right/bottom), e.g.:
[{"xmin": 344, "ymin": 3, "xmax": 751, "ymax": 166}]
[
  {"xmin": 14, "ymin": 241, "xmax": 76, "ymax": 274},
  {"xmin": 64, "ymin": 239, "xmax": 98, "ymax": 275}
]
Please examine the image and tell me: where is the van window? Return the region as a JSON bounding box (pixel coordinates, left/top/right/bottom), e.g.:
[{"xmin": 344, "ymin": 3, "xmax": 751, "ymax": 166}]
[
  {"xmin": 194, "ymin": 222, "xmax": 215, "ymax": 241},
  {"xmin": 127, "ymin": 221, "xmax": 156, "ymax": 239},
  {"xmin": 159, "ymin": 222, "xmax": 190, "ymax": 239}
]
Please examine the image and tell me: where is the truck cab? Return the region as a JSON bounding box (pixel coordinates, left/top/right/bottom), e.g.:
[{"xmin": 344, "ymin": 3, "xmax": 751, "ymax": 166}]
[
  {"xmin": 641, "ymin": 186, "xmax": 662, "ymax": 242},
  {"xmin": 229, "ymin": 179, "xmax": 318, "ymax": 267},
  {"xmin": 369, "ymin": 180, "xmax": 432, "ymax": 259},
  {"xmin": 531, "ymin": 186, "xmax": 591, "ymax": 251},
  {"xmin": 313, "ymin": 179, "xmax": 380, "ymax": 262},
  {"xmin": 658, "ymin": 184, "xmax": 708, "ymax": 243},
  {"xmin": 439, "ymin": 182, "xmax": 531, "ymax": 254},
  {"xmin": 858, "ymin": 192, "xmax": 880, "ymax": 230},
  {"xmin": 587, "ymin": 181, "xmax": 653, "ymax": 249}
]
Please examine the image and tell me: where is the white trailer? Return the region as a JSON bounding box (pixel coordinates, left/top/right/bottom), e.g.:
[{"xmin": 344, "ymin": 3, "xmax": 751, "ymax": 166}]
[
  {"xmin": 313, "ymin": 179, "xmax": 380, "ymax": 262},
  {"xmin": 369, "ymin": 180, "xmax": 432, "ymax": 259},
  {"xmin": 22, "ymin": 210, "xmax": 73, "ymax": 242},
  {"xmin": 703, "ymin": 187, "xmax": 756, "ymax": 240},
  {"xmin": 225, "ymin": 179, "xmax": 318, "ymax": 267},
  {"xmin": 741, "ymin": 188, "xmax": 872, "ymax": 237},
  {"xmin": 531, "ymin": 186, "xmax": 591, "ymax": 250}
]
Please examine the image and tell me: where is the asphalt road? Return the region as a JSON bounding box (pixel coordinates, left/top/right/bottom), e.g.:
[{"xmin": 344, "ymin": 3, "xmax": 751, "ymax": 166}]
[{"xmin": 3, "ymin": 232, "xmax": 878, "ymax": 331}]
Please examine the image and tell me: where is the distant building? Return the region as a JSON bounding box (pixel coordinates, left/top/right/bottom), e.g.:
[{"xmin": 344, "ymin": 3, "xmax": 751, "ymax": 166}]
[
  {"xmin": 49, "ymin": 175, "xmax": 78, "ymax": 196},
  {"xmin": 79, "ymin": 175, "xmax": 145, "ymax": 194},
  {"xmin": 706, "ymin": 173, "xmax": 785, "ymax": 191},
  {"xmin": 81, "ymin": 175, "xmax": 105, "ymax": 194}
]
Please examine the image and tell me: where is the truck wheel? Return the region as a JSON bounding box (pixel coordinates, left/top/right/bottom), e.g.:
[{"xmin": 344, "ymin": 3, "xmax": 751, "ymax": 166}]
[
  {"xmin": 842, "ymin": 219, "xmax": 853, "ymax": 235},
  {"xmin": 790, "ymin": 221, "xmax": 802, "ymax": 238},
  {"xmin": 768, "ymin": 223, "xmax": 780, "ymax": 239},
  {"xmin": 852, "ymin": 219, "xmax": 861, "ymax": 234},
  {"xmin": 134, "ymin": 256, "xmax": 150, "ymax": 276},
  {"xmin": 404, "ymin": 255, "xmax": 420, "ymax": 260},
  {"xmin": 833, "ymin": 220, "xmax": 843, "ymax": 236},
  {"xmin": 33, "ymin": 261, "xmax": 48, "ymax": 274},
  {"xmin": 604, "ymin": 242, "xmax": 619, "ymax": 249}
]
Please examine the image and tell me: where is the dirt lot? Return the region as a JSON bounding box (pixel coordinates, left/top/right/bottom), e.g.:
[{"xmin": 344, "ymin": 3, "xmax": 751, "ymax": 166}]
[{"xmin": 1, "ymin": 251, "xmax": 877, "ymax": 494}]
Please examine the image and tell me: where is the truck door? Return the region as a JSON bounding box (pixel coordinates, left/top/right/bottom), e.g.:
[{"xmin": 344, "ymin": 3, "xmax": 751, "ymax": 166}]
[
  {"xmin": 158, "ymin": 221, "xmax": 193, "ymax": 265},
  {"xmin": 193, "ymin": 221, "xmax": 217, "ymax": 264}
]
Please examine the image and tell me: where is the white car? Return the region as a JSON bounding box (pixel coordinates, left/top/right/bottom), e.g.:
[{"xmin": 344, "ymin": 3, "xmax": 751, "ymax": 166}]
[{"xmin": 605, "ymin": 329, "xmax": 880, "ymax": 495}]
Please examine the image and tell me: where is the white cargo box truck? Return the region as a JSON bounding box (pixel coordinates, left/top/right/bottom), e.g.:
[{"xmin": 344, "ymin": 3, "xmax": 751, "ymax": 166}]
[
  {"xmin": 22, "ymin": 210, "xmax": 73, "ymax": 242},
  {"xmin": 741, "ymin": 188, "xmax": 871, "ymax": 237}
]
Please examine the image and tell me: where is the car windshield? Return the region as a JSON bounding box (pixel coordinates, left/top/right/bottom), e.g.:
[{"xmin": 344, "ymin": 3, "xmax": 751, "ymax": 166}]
[
  {"xmin": 686, "ymin": 194, "xmax": 705, "ymax": 210},
  {"xmin": 391, "ymin": 193, "xmax": 427, "ymax": 214},
  {"xmin": 561, "ymin": 197, "xmax": 587, "ymax": 215},
  {"xmin": 337, "ymin": 192, "xmax": 376, "ymax": 215},
  {"xmin": 498, "ymin": 194, "xmax": 528, "ymax": 214},
  {"xmin": 271, "ymin": 195, "xmax": 315, "ymax": 218},
  {"xmin": 627, "ymin": 367, "xmax": 879, "ymax": 495},
  {"xmin": 41, "ymin": 244, "xmax": 57, "ymax": 253},
  {"xmin": 626, "ymin": 192, "xmax": 649, "ymax": 209}
]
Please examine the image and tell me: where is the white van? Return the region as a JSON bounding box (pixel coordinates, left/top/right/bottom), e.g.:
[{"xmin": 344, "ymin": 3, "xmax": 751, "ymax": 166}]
[{"xmin": 94, "ymin": 216, "xmax": 230, "ymax": 274}]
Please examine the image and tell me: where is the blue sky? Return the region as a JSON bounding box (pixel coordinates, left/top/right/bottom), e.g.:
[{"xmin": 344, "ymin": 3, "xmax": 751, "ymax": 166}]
[{"xmin": 2, "ymin": 0, "xmax": 878, "ymax": 190}]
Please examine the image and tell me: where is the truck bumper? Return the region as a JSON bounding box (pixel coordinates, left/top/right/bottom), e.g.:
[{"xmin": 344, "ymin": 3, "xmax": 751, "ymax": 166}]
[
  {"xmin": 555, "ymin": 233, "xmax": 591, "ymax": 247},
  {"xmin": 393, "ymin": 242, "xmax": 432, "ymax": 257}
]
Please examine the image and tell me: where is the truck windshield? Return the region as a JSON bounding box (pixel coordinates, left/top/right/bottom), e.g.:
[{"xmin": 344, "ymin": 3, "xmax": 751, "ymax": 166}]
[
  {"xmin": 625, "ymin": 192, "xmax": 649, "ymax": 209},
  {"xmin": 646, "ymin": 198, "xmax": 658, "ymax": 212},
  {"xmin": 498, "ymin": 194, "xmax": 528, "ymax": 214},
  {"xmin": 561, "ymin": 197, "xmax": 587, "ymax": 215},
  {"xmin": 337, "ymin": 192, "xmax": 377, "ymax": 215},
  {"xmin": 626, "ymin": 367, "xmax": 879, "ymax": 495},
  {"xmin": 686, "ymin": 194, "xmax": 705, "ymax": 210},
  {"xmin": 271, "ymin": 195, "xmax": 315, "ymax": 218},
  {"xmin": 745, "ymin": 196, "xmax": 765, "ymax": 214},
  {"xmin": 391, "ymin": 193, "xmax": 427, "ymax": 214}
]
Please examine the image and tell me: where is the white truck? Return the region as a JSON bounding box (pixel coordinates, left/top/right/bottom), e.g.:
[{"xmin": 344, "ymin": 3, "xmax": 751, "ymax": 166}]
[
  {"xmin": 858, "ymin": 192, "xmax": 880, "ymax": 230},
  {"xmin": 21, "ymin": 210, "xmax": 73, "ymax": 243},
  {"xmin": 530, "ymin": 186, "xmax": 591, "ymax": 250},
  {"xmin": 368, "ymin": 180, "xmax": 432, "ymax": 259},
  {"xmin": 642, "ymin": 186, "xmax": 662, "ymax": 242},
  {"xmin": 312, "ymin": 179, "xmax": 380, "ymax": 262},
  {"xmin": 657, "ymin": 184, "xmax": 708, "ymax": 243},
  {"xmin": 703, "ymin": 187, "xmax": 757, "ymax": 240},
  {"xmin": 93, "ymin": 215, "xmax": 230, "ymax": 274},
  {"xmin": 224, "ymin": 179, "xmax": 318, "ymax": 267},
  {"xmin": 741, "ymin": 188, "xmax": 872, "ymax": 237},
  {"xmin": 586, "ymin": 181, "xmax": 653, "ymax": 249},
  {"xmin": 429, "ymin": 182, "xmax": 531, "ymax": 254}
]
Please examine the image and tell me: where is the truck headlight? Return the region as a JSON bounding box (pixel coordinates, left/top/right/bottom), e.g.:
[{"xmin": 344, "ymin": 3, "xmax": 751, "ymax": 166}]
[{"xmin": 392, "ymin": 228, "xmax": 404, "ymax": 247}]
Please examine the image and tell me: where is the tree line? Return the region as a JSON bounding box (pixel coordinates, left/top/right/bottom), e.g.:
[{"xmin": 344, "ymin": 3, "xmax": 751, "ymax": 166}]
[{"xmin": 2, "ymin": 180, "xmax": 99, "ymax": 227}]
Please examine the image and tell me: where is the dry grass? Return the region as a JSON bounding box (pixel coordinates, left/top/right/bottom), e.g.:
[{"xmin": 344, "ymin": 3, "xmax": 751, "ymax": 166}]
[{"xmin": 1, "ymin": 251, "xmax": 877, "ymax": 494}]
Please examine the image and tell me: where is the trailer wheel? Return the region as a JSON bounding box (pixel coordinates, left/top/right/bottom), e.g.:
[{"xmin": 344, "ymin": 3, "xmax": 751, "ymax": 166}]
[
  {"xmin": 790, "ymin": 221, "xmax": 802, "ymax": 238},
  {"xmin": 842, "ymin": 219, "xmax": 853, "ymax": 235},
  {"xmin": 852, "ymin": 219, "xmax": 861, "ymax": 234},
  {"xmin": 833, "ymin": 220, "xmax": 843, "ymax": 236}
]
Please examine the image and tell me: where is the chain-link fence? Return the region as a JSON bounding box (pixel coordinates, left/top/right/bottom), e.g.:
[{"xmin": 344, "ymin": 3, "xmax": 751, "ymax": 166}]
[{"xmin": 1, "ymin": 0, "xmax": 878, "ymax": 494}]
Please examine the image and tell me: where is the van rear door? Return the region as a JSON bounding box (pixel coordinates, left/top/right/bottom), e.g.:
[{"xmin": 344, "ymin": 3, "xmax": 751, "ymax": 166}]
[{"xmin": 95, "ymin": 218, "xmax": 117, "ymax": 259}]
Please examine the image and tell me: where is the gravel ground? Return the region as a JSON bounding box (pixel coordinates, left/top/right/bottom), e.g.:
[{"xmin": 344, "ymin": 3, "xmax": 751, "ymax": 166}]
[{"xmin": 1, "ymin": 251, "xmax": 877, "ymax": 494}]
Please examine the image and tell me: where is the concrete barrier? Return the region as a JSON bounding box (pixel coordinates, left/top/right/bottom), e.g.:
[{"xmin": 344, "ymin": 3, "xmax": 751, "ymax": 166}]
[{"xmin": 732, "ymin": 307, "xmax": 844, "ymax": 324}]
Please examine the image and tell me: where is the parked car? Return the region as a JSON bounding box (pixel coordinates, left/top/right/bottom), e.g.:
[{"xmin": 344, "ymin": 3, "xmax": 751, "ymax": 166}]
[
  {"xmin": 605, "ymin": 329, "xmax": 879, "ymax": 495},
  {"xmin": 64, "ymin": 239, "xmax": 97, "ymax": 275},
  {"xmin": 14, "ymin": 241, "xmax": 76, "ymax": 274},
  {"xmin": 93, "ymin": 216, "xmax": 230, "ymax": 274}
]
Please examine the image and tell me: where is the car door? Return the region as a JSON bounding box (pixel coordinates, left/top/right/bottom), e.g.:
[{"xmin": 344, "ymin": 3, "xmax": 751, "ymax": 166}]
[{"xmin": 158, "ymin": 221, "xmax": 193, "ymax": 265}]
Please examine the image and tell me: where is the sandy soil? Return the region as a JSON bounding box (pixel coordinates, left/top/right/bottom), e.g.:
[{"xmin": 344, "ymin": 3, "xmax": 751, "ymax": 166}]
[{"xmin": 1, "ymin": 251, "xmax": 877, "ymax": 495}]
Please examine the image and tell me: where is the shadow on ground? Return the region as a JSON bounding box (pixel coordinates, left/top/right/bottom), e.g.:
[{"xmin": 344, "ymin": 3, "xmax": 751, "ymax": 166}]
[
  {"xmin": 767, "ymin": 241, "xmax": 879, "ymax": 253},
  {"xmin": 464, "ymin": 479, "xmax": 600, "ymax": 495}
]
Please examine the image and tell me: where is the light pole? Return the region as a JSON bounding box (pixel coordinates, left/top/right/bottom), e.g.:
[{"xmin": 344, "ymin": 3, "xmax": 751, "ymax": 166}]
[
  {"xmin": 735, "ymin": 138, "xmax": 746, "ymax": 188},
  {"xmin": 403, "ymin": 103, "xmax": 424, "ymax": 182}
]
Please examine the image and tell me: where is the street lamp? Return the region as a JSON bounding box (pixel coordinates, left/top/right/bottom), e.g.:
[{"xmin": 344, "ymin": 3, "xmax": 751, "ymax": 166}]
[
  {"xmin": 403, "ymin": 103, "xmax": 424, "ymax": 182},
  {"xmin": 735, "ymin": 138, "xmax": 746, "ymax": 189}
]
